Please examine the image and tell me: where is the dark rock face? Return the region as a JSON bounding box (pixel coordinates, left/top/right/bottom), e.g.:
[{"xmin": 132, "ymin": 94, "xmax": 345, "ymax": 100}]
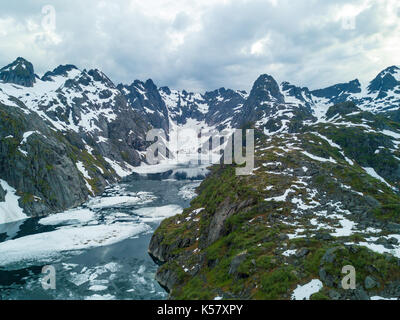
[
  {"xmin": 365, "ymin": 276, "xmax": 379, "ymax": 289},
  {"xmin": 0, "ymin": 57, "xmax": 36, "ymax": 87},
  {"xmin": 206, "ymin": 198, "xmax": 254, "ymax": 246},
  {"xmin": 0, "ymin": 59, "xmax": 151, "ymax": 217},
  {"xmin": 281, "ymin": 82, "xmax": 313, "ymax": 107},
  {"xmin": 368, "ymin": 66, "xmax": 400, "ymax": 98},
  {"xmin": 204, "ymin": 88, "xmax": 247, "ymax": 128},
  {"xmin": 0, "ymin": 184, "xmax": 5, "ymax": 202},
  {"xmin": 0, "ymin": 104, "xmax": 91, "ymax": 216},
  {"xmin": 326, "ymin": 101, "xmax": 360, "ymax": 119},
  {"xmin": 118, "ymin": 80, "xmax": 170, "ymax": 132},
  {"xmin": 41, "ymin": 64, "xmax": 78, "ymax": 81},
  {"xmin": 238, "ymin": 74, "xmax": 285, "ymax": 126},
  {"xmin": 311, "ymin": 79, "xmax": 362, "ymax": 104},
  {"xmin": 251, "ymin": 74, "xmax": 285, "ymax": 104}
]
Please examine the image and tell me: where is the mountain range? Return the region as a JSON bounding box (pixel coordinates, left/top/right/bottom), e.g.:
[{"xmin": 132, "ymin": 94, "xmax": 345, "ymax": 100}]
[{"xmin": 1, "ymin": 57, "xmax": 400, "ymax": 300}]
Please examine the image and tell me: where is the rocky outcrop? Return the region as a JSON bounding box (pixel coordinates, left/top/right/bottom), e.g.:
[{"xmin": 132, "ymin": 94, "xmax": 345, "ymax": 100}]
[
  {"xmin": 0, "ymin": 58, "xmax": 151, "ymax": 218},
  {"xmin": 0, "ymin": 102, "xmax": 115, "ymax": 216},
  {"xmin": 0, "ymin": 184, "xmax": 5, "ymax": 202},
  {"xmin": 326, "ymin": 101, "xmax": 360, "ymax": 119},
  {"xmin": 311, "ymin": 79, "xmax": 362, "ymax": 105},
  {"xmin": 41, "ymin": 64, "xmax": 78, "ymax": 81},
  {"xmin": 0, "ymin": 57, "xmax": 36, "ymax": 87},
  {"xmin": 149, "ymin": 94, "xmax": 400, "ymax": 299}
]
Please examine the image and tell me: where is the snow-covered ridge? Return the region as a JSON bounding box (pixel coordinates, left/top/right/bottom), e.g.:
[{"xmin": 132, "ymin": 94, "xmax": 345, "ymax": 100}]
[{"xmin": 0, "ymin": 64, "xmax": 124, "ymax": 134}]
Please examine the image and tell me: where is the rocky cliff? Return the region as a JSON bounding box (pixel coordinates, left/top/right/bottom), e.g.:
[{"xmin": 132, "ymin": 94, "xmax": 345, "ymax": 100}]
[
  {"xmin": 0, "ymin": 58, "xmax": 150, "ymax": 218},
  {"xmin": 149, "ymin": 68, "xmax": 400, "ymax": 300}
]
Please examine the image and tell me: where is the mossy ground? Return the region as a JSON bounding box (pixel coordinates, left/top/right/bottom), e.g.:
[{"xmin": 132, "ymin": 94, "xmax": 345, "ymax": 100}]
[{"xmin": 152, "ymin": 118, "xmax": 400, "ymax": 300}]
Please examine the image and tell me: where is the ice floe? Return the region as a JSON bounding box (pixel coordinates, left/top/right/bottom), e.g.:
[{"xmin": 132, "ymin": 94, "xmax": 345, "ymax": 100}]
[
  {"xmin": 132, "ymin": 205, "xmax": 183, "ymax": 222},
  {"xmin": 87, "ymin": 192, "xmax": 155, "ymax": 209},
  {"xmin": 39, "ymin": 208, "xmax": 96, "ymax": 226},
  {"xmin": 0, "ymin": 223, "xmax": 150, "ymax": 268}
]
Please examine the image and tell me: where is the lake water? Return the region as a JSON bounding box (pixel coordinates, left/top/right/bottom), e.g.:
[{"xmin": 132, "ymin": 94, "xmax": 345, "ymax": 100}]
[{"xmin": 0, "ymin": 168, "xmax": 204, "ymax": 300}]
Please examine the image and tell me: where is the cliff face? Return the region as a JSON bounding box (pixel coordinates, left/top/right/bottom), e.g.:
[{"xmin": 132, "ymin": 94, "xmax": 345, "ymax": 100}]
[
  {"xmin": 0, "ymin": 102, "xmax": 113, "ymax": 216},
  {"xmin": 0, "ymin": 58, "xmax": 150, "ymax": 218},
  {"xmin": 149, "ymin": 97, "xmax": 400, "ymax": 300}
]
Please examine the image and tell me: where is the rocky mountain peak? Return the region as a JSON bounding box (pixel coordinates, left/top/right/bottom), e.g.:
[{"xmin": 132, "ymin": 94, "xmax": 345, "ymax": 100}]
[
  {"xmin": 144, "ymin": 79, "xmax": 157, "ymax": 91},
  {"xmin": 87, "ymin": 69, "xmax": 115, "ymax": 87},
  {"xmin": 368, "ymin": 66, "xmax": 400, "ymax": 97},
  {"xmin": 250, "ymin": 74, "xmax": 284, "ymax": 104},
  {"xmin": 0, "ymin": 57, "xmax": 36, "ymax": 87},
  {"xmin": 312, "ymin": 79, "xmax": 361, "ymax": 97},
  {"xmin": 41, "ymin": 64, "xmax": 79, "ymax": 82},
  {"xmin": 280, "ymin": 81, "xmax": 312, "ymax": 104},
  {"xmin": 159, "ymin": 86, "xmax": 171, "ymax": 95},
  {"xmin": 310, "ymin": 79, "xmax": 361, "ymax": 105}
]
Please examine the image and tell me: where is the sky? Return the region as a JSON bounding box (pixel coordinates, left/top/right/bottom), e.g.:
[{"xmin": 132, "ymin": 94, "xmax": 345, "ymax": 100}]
[{"xmin": 0, "ymin": 0, "xmax": 399, "ymax": 92}]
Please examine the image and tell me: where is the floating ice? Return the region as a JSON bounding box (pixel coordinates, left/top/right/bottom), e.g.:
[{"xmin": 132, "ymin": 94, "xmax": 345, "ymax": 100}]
[
  {"xmin": 39, "ymin": 208, "xmax": 96, "ymax": 226},
  {"xmin": 0, "ymin": 223, "xmax": 150, "ymax": 268},
  {"xmin": 132, "ymin": 205, "xmax": 183, "ymax": 222}
]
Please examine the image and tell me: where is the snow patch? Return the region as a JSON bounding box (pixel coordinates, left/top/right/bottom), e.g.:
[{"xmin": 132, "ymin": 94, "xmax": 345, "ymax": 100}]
[
  {"xmin": 291, "ymin": 279, "xmax": 323, "ymax": 300},
  {"xmin": 0, "ymin": 180, "xmax": 28, "ymax": 225}
]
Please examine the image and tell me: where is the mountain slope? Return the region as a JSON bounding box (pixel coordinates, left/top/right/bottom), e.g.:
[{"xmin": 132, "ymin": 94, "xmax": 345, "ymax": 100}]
[
  {"xmin": 149, "ymin": 69, "xmax": 400, "ymax": 300},
  {"xmin": 1, "ymin": 57, "xmax": 400, "ymax": 301},
  {"xmin": 0, "ymin": 58, "xmax": 150, "ymax": 218}
]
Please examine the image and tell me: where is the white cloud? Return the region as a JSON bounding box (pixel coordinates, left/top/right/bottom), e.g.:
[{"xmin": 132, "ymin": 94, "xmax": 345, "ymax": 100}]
[
  {"xmin": 250, "ymin": 34, "xmax": 271, "ymax": 56},
  {"xmin": 0, "ymin": 0, "xmax": 398, "ymax": 92}
]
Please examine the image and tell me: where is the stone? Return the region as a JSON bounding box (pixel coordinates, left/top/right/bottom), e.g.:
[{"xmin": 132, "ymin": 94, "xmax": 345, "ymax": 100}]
[
  {"xmin": 278, "ymin": 233, "xmax": 289, "ymax": 241},
  {"xmin": 352, "ymin": 288, "xmax": 370, "ymax": 300},
  {"xmin": 322, "ymin": 247, "xmax": 339, "ymax": 264},
  {"xmin": 0, "ymin": 184, "xmax": 5, "ymax": 202},
  {"xmin": 295, "ymin": 248, "xmax": 310, "ymax": 258},
  {"xmin": 229, "ymin": 251, "xmax": 248, "ymax": 276},
  {"xmin": 329, "ymin": 290, "xmax": 341, "ymax": 300}
]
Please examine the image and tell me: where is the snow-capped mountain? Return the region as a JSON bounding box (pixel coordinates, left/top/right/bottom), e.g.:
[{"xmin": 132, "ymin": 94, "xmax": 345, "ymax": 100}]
[
  {"xmin": 148, "ymin": 66, "xmax": 400, "ymax": 301},
  {"xmin": 0, "ymin": 58, "xmax": 150, "ymax": 217},
  {"xmin": 0, "ymin": 57, "xmax": 399, "ymax": 220},
  {"xmin": 2, "ymin": 56, "xmax": 400, "ymax": 300}
]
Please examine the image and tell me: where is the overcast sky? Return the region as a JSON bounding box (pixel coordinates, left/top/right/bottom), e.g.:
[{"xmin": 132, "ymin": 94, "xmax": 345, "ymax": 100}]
[{"xmin": 0, "ymin": 0, "xmax": 398, "ymax": 92}]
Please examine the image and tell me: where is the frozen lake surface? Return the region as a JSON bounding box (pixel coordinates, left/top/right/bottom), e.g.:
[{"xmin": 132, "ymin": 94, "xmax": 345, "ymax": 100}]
[{"xmin": 0, "ymin": 169, "xmax": 203, "ymax": 300}]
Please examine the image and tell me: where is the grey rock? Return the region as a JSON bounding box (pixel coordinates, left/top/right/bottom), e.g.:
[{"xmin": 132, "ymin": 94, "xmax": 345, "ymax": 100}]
[
  {"xmin": 387, "ymin": 222, "xmax": 400, "ymax": 233},
  {"xmin": 329, "ymin": 290, "xmax": 342, "ymax": 300},
  {"xmin": 352, "ymin": 288, "xmax": 370, "ymax": 300},
  {"xmin": 315, "ymin": 232, "xmax": 334, "ymax": 241},
  {"xmin": 0, "ymin": 184, "xmax": 5, "ymax": 202},
  {"xmin": 278, "ymin": 233, "xmax": 289, "ymax": 241},
  {"xmin": 0, "ymin": 57, "xmax": 36, "ymax": 87},
  {"xmin": 229, "ymin": 251, "xmax": 248, "ymax": 276},
  {"xmin": 322, "ymin": 247, "xmax": 340, "ymax": 264},
  {"xmin": 319, "ymin": 268, "xmax": 335, "ymax": 287},
  {"xmin": 365, "ymin": 276, "xmax": 379, "ymax": 290},
  {"xmin": 295, "ymin": 248, "xmax": 310, "ymax": 258},
  {"xmin": 206, "ymin": 198, "xmax": 254, "ymax": 246}
]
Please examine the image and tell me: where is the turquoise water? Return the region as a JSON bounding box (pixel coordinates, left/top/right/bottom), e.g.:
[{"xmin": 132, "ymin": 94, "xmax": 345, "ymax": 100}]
[{"xmin": 0, "ymin": 176, "xmax": 202, "ymax": 300}]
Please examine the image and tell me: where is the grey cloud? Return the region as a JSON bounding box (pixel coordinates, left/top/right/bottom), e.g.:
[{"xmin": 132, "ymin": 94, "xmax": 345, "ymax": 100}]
[{"xmin": 0, "ymin": 0, "xmax": 398, "ymax": 92}]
